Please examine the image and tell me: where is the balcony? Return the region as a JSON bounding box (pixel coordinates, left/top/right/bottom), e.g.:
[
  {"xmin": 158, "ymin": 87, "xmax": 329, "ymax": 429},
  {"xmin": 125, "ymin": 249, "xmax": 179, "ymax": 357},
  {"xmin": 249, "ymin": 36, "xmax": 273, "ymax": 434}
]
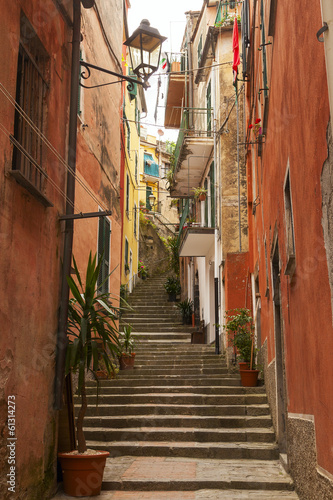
[
  {"xmin": 179, "ymin": 226, "xmax": 215, "ymax": 257},
  {"xmin": 164, "ymin": 60, "xmax": 185, "ymax": 129},
  {"xmin": 143, "ymin": 154, "xmax": 159, "ymax": 182},
  {"xmin": 170, "ymin": 109, "xmax": 214, "ymax": 198}
]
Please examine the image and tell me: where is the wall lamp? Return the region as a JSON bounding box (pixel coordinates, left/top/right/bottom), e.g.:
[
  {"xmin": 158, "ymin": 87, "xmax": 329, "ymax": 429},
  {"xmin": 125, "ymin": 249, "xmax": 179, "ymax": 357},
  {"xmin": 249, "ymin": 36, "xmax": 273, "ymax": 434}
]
[{"xmin": 80, "ymin": 19, "xmax": 166, "ymax": 90}]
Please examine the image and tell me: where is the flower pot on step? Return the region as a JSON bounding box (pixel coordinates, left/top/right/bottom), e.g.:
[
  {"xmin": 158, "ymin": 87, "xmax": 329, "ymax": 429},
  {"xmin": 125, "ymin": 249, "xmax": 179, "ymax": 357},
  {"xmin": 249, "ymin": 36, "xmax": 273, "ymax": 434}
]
[
  {"xmin": 58, "ymin": 450, "xmax": 109, "ymax": 497},
  {"xmin": 238, "ymin": 362, "xmax": 250, "ymax": 371},
  {"xmin": 119, "ymin": 353, "xmax": 136, "ymax": 370},
  {"xmin": 239, "ymin": 369, "xmax": 259, "ymax": 387}
]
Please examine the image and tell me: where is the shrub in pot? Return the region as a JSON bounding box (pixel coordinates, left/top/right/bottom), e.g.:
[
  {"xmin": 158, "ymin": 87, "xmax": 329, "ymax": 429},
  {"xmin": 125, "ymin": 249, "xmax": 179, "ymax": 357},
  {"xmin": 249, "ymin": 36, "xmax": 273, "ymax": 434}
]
[
  {"xmin": 164, "ymin": 276, "xmax": 181, "ymax": 301},
  {"xmin": 118, "ymin": 325, "xmax": 137, "ymax": 370},
  {"xmin": 224, "ymin": 308, "xmax": 259, "ymax": 386},
  {"xmin": 58, "ymin": 252, "xmax": 120, "ymax": 497}
]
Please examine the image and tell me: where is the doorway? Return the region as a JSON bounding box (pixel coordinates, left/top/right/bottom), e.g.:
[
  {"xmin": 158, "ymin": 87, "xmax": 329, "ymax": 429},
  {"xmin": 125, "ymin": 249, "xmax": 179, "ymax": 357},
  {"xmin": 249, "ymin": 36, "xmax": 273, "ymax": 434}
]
[{"xmin": 271, "ymin": 238, "xmax": 287, "ymax": 453}]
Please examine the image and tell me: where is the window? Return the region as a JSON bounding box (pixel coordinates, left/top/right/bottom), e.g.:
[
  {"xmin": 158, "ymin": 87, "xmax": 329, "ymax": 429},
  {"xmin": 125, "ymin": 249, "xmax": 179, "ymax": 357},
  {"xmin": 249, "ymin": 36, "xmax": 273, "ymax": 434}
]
[
  {"xmin": 135, "ymin": 105, "xmax": 140, "ymax": 135},
  {"xmin": 98, "ymin": 215, "xmax": 111, "ymax": 294},
  {"xmin": 126, "ymin": 174, "xmax": 130, "ymax": 214},
  {"xmin": 284, "ymin": 169, "xmax": 296, "ymax": 276},
  {"xmin": 11, "ymin": 12, "xmax": 51, "ymax": 206}
]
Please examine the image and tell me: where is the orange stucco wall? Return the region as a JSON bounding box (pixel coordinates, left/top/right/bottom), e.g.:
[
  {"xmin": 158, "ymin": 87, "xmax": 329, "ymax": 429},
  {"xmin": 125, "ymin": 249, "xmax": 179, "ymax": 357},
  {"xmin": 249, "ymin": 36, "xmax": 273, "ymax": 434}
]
[
  {"xmin": 247, "ymin": 0, "xmax": 333, "ymax": 475},
  {"xmin": 0, "ymin": 1, "xmax": 72, "ymax": 496}
]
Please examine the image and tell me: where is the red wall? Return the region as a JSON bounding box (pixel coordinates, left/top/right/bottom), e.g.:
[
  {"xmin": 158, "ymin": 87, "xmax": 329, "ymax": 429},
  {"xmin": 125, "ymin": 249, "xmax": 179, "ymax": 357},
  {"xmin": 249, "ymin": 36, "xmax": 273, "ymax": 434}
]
[
  {"xmin": 247, "ymin": 0, "xmax": 333, "ymax": 474},
  {"xmin": 224, "ymin": 252, "xmax": 251, "ymax": 313}
]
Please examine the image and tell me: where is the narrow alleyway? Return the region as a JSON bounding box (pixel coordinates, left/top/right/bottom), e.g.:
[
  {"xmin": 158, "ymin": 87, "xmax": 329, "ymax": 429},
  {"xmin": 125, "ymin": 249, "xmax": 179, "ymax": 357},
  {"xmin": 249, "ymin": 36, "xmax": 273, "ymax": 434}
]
[{"xmin": 54, "ymin": 275, "xmax": 299, "ymax": 499}]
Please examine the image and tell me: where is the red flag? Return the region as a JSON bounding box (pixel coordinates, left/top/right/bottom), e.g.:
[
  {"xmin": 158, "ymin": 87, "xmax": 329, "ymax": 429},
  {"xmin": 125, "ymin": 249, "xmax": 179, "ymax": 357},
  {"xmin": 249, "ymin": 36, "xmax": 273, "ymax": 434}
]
[{"xmin": 232, "ymin": 17, "xmax": 240, "ymax": 85}]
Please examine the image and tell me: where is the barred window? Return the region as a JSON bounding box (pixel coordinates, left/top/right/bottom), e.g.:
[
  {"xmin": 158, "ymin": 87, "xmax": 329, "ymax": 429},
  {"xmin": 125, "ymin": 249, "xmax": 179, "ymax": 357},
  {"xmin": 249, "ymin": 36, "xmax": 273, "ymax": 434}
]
[{"xmin": 11, "ymin": 12, "xmax": 51, "ymax": 206}]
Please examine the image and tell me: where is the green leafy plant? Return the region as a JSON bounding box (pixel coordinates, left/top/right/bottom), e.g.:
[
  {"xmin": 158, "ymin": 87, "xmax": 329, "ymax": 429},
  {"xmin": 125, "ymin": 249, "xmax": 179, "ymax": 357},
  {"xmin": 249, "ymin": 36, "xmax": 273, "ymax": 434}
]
[
  {"xmin": 176, "ymin": 299, "xmax": 193, "ymax": 324},
  {"xmin": 65, "ymin": 252, "xmax": 120, "ymax": 453},
  {"xmin": 138, "ymin": 260, "xmax": 148, "ymax": 279},
  {"xmin": 163, "ymin": 236, "xmax": 180, "ymax": 275},
  {"xmin": 118, "ymin": 324, "xmax": 136, "ymax": 355},
  {"xmin": 192, "ymin": 186, "xmax": 208, "ymax": 199},
  {"xmin": 164, "ymin": 276, "xmax": 181, "ymax": 295},
  {"xmin": 224, "ymin": 308, "xmax": 257, "ymax": 367}
]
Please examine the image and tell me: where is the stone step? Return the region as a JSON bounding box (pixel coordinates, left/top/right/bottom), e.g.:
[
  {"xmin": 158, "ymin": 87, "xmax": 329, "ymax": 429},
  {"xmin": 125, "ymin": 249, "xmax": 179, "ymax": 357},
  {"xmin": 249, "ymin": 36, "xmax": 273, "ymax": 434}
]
[
  {"xmin": 115, "ymin": 367, "xmax": 229, "ymax": 376},
  {"xmin": 82, "ymin": 404, "xmax": 271, "ymax": 417},
  {"xmin": 84, "ymin": 414, "xmax": 273, "ymax": 429},
  {"xmin": 87, "ymin": 440, "xmax": 280, "ymax": 460},
  {"xmin": 85, "ymin": 386, "xmax": 264, "ymax": 396},
  {"xmin": 86, "ymin": 377, "xmax": 241, "ymax": 387},
  {"xmin": 84, "ymin": 427, "xmax": 276, "ymax": 443},
  {"xmin": 100, "ymin": 457, "xmax": 296, "ymax": 495},
  {"xmin": 81, "ymin": 393, "xmax": 267, "ymax": 406}
]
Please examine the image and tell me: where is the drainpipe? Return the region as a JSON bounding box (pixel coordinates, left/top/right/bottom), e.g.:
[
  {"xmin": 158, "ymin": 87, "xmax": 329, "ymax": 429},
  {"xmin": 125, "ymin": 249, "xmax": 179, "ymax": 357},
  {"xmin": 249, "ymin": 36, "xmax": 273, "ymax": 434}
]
[
  {"xmin": 54, "ymin": 0, "xmax": 82, "ymax": 410},
  {"xmin": 186, "ymin": 13, "xmax": 194, "ymax": 130},
  {"xmin": 212, "ymin": 63, "xmax": 219, "ymax": 354}
]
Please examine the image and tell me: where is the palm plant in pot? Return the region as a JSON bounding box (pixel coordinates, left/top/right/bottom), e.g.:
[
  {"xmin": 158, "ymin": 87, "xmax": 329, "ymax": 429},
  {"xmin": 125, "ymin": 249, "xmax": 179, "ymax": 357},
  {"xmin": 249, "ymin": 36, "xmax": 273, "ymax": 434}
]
[
  {"xmin": 118, "ymin": 324, "xmax": 137, "ymax": 370},
  {"xmin": 176, "ymin": 298, "xmax": 194, "ymax": 325},
  {"xmin": 58, "ymin": 252, "xmax": 120, "ymax": 497},
  {"xmin": 224, "ymin": 308, "xmax": 259, "ymax": 386}
]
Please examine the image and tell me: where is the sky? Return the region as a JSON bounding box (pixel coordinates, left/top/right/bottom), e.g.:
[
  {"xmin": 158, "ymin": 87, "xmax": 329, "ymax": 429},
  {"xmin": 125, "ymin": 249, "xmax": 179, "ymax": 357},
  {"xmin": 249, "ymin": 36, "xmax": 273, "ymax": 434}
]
[{"xmin": 128, "ymin": 0, "xmax": 204, "ymax": 142}]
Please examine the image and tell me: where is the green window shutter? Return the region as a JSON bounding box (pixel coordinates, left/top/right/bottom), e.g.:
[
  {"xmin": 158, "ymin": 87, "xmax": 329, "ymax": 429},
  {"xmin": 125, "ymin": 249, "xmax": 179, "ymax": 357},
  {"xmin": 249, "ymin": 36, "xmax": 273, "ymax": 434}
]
[
  {"xmin": 261, "ymin": 0, "xmax": 268, "ymax": 98},
  {"xmin": 210, "ymin": 162, "xmax": 215, "ymax": 228},
  {"xmin": 125, "ymin": 238, "xmax": 129, "ymax": 267},
  {"xmin": 135, "ymin": 152, "xmax": 138, "ymax": 182},
  {"xmin": 98, "ymin": 215, "xmax": 110, "ymax": 294},
  {"xmin": 134, "ymin": 204, "xmax": 137, "ymax": 237},
  {"xmin": 137, "ymin": 108, "xmax": 141, "ymax": 135},
  {"xmin": 126, "ymin": 174, "xmax": 130, "ymax": 213},
  {"xmin": 146, "ymin": 186, "xmax": 152, "ymax": 209},
  {"xmin": 207, "ymin": 81, "xmax": 211, "ymax": 137}
]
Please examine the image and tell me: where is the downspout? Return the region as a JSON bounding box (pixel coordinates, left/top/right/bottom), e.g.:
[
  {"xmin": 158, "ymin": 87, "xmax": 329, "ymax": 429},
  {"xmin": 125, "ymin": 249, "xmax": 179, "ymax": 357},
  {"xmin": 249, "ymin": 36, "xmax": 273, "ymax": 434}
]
[
  {"xmin": 186, "ymin": 13, "xmax": 194, "ymax": 130},
  {"xmin": 54, "ymin": 0, "xmax": 82, "ymax": 410},
  {"xmin": 212, "ymin": 63, "xmax": 219, "ymax": 354}
]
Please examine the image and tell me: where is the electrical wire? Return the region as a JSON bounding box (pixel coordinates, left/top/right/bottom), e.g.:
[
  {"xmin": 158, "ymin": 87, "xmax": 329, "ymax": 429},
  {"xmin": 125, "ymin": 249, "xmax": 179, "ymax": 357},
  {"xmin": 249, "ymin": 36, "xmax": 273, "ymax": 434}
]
[{"xmin": 0, "ymin": 82, "xmax": 110, "ymax": 212}]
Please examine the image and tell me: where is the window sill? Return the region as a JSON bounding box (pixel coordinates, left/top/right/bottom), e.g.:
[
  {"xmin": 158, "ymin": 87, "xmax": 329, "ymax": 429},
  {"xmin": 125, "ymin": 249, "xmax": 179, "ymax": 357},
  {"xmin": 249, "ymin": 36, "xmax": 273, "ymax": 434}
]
[
  {"xmin": 284, "ymin": 254, "xmax": 296, "ymax": 278},
  {"xmin": 10, "ymin": 169, "xmax": 53, "ymax": 207}
]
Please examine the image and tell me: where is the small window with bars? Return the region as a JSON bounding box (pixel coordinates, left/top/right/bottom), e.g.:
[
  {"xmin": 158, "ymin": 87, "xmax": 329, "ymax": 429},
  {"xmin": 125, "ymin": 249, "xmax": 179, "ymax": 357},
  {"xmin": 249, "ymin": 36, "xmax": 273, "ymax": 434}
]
[
  {"xmin": 11, "ymin": 12, "xmax": 51, "ymax": 206},
  {"xmin": 97, "ymin": 214, "xmax": 111, "ymax": 294}
]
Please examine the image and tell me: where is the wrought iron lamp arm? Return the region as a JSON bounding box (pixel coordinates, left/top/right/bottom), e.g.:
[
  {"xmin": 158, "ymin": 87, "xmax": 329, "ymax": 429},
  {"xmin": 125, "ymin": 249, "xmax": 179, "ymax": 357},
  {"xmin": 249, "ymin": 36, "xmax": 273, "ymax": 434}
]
[{"xmin": 80, "ymin": 61, "xmax": 148, "ymax": 90}]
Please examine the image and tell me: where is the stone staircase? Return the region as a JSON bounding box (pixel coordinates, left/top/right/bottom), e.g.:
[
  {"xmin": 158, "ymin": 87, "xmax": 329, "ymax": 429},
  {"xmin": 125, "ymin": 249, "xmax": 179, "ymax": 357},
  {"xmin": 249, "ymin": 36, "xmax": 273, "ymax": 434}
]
[{"xmin": 81, "ymin": 275, "xmax": 299, "ymax": 498}]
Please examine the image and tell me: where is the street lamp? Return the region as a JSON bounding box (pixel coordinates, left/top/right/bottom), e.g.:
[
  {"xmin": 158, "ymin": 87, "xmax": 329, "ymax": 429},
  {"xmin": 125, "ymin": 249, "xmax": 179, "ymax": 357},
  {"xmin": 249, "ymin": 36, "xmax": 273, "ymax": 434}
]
[
  {"xmin": 124, "ymin": 19, "xmax": 167, "ymax": 87},
  {"xmin": 148, "ymin": 193, "xmax": 156, "ymax": 212},
  {"xmin": 80, "ymin": 19, "xmax": 166, "ymax": 90}
]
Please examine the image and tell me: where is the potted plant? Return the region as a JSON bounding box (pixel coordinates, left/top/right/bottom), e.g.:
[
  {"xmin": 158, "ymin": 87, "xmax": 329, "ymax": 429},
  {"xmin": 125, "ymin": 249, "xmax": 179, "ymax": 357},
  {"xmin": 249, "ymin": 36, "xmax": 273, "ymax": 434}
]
[
  {"xmin": 224, "ymin": 308, "xmax": 259, "ymax": 386},
  {"xmin": 138, "ymin": 260, "xmax": 148, "ymax": 280},
  {"xmin": 58, "ymin": 252, "xmax": 120, "ymax": 497},
  {"xmin": 164, "ymin": 276, "xmax": 181, "ymax": 301},
  {"xmin": 192, "ymin": 186, "xmax": 208, "ymax": 202},
  {"xmin": 118, "ymin": 324, "xmax": 137, "ymax": 370},
  {"xmin": 95, "ymin": 359, "xmax": 119, "ymax": 380},
  {"xmin": 176, "ymin": 299, "xmax": 194, "ymax": 324}
]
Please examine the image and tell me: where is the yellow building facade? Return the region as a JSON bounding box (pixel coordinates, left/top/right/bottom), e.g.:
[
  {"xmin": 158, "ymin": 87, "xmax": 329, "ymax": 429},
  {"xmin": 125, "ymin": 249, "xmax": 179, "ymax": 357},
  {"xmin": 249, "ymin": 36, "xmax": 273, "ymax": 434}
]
[{"xmin": 121, "ymin": 62, "xmax": 146, "ymax": 293}]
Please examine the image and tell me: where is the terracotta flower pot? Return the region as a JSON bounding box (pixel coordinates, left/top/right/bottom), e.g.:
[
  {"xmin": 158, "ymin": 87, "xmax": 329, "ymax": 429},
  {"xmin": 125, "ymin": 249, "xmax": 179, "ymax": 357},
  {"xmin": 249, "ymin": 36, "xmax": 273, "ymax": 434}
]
[
  {"xmin": 58, "ymin": 450, "xmax": 109, "ymax": 497},
  {"xmin": 239, "ymin": 369, "xmax": 259, "ymax": 387},
  {"xmin": 238, "ymin": 362, "xmax": 250, "ymax": 371},
  {"xmin": 199, "ymin": 193, "xmax": 206, "ymax": 201},
  {"xmin": 119, "ymin": 353, "xmax": 135, "ymax": 370}
]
